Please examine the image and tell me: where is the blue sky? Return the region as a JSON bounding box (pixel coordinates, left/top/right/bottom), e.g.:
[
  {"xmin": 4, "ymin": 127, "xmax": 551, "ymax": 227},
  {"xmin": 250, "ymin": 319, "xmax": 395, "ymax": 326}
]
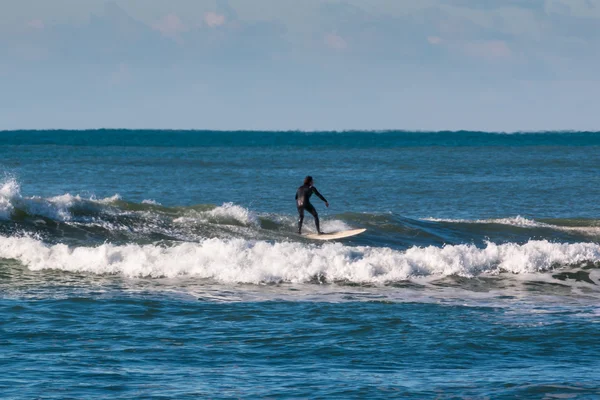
[{"xmin": 1, "ymin": 0, "xmax": 599, "ymax": 131}]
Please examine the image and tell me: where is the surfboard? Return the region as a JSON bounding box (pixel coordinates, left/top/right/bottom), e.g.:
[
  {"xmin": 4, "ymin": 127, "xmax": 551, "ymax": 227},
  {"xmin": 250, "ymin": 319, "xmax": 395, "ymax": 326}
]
[{"xmin": 303, "ymin": 228, "xmax": 366, "ymax": 241}]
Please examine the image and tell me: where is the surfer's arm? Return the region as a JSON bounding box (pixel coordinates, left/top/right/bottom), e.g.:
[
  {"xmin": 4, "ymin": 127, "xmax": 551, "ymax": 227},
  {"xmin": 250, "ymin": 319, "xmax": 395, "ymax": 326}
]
[{"xmin": 312, "ymin": 187, "xmax": 329, "ymax": 205}]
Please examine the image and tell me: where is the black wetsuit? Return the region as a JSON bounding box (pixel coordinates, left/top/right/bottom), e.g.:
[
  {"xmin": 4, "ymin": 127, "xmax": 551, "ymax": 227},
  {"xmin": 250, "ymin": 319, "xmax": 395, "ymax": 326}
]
[{"xmin": 295, "ymin": 184, "xmax": 327, "ymax": 234}]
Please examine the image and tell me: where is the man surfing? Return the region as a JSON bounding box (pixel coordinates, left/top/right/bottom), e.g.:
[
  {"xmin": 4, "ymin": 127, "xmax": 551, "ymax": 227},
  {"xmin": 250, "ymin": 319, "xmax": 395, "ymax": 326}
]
[{"xmin": 295, "ymin": 176, "xmax": 329, "ymax": 235}]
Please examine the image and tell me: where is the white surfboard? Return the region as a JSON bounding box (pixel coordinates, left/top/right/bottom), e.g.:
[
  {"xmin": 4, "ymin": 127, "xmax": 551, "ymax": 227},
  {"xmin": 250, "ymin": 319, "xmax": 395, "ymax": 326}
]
[{"xmin": 304, "ymin": 228, "xmax": 366, "ymax": 241}]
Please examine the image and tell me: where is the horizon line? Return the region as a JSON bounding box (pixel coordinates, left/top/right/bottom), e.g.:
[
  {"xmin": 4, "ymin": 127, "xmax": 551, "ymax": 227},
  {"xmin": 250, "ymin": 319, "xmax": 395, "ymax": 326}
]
[{"xmin": 2, "ymin": 128, "xmax": 600, "ymax": 134}]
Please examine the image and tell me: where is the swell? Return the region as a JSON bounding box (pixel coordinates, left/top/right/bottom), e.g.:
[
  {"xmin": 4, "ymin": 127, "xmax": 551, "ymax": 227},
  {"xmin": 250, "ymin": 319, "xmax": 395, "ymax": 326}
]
[{"xmin": 2, "ymin": 177, "xmax": 600, "ymax": 248}]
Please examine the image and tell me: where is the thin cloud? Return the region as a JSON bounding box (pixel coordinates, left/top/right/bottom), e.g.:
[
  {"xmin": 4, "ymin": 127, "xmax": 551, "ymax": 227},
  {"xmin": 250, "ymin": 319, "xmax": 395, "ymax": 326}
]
[
  {"xmin": 427, "ymin": 36, "xmax": 442, "ymax": 45},
  {"xmin": 27, "ymin": 19, "xmax": 45, "ymax": 30},
  {"xmin": 428, "ymin": 35, "xmax": 512, "ymax": 60},
  {"xmin": 204, "ymin": 12, "xmax": 226, "ymax": 28},
  {"xmin": 324, "ymin": 33, "xmax": 347, "ymax": 50},
  {"xmin": 463, "ymin": 40, "xmax": 512, "ymax": 60},
  {"xmin": 153, "ymin": 14, "xmax": 188, "ymax": 37}
]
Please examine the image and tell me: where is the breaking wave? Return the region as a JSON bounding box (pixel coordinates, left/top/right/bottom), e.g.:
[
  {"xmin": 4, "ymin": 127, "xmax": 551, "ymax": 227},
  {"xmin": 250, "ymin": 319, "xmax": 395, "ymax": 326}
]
[
  {"xmin": 2, "ymin": 176, "xmax": 600, "ymax": 290},
  {"xmin": 1, "ymin": 235, "xmax": 599, "ymax": 285}
]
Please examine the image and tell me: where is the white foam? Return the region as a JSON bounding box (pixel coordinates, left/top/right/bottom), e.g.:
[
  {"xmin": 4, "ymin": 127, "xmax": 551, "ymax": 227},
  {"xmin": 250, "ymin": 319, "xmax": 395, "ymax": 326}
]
[
  {"xmin": 20, "ymin": 193, "xmax": 120, "ymax": 221},
  {"xmin": 305, "ymin": 219, "xmax": 352, "ymax": 234},
  {"xmin": 142, "ymin": 199, "xmax": 162, "ymax": 206},
  {"xmin": 174, "ymin": 202, "xmax": 259, "ymax": 227},
  {"xmin": 0, "ymin": 177, "xmax": 123, "ymax": 221},
  {"xmin": 207, "ymin": 203, "xmax": 258, "ymax": 225},
  {"xmin": 0, "ymin": 178, "xmax": 20, "ymax": 220},
  {"xmin": 41, "ymin": 193, "xmax": 83, "ymax": 220},
  {"xmin": 424, "ymin": 215, "xmax": 543, "ymax": 227},
  {"xmin": 95, "ymin": 194, "xmax": 122, "ymax": 204},
  {"xmin": 1, "ymin": 235, "xmax": 599, "ymax": 284}
]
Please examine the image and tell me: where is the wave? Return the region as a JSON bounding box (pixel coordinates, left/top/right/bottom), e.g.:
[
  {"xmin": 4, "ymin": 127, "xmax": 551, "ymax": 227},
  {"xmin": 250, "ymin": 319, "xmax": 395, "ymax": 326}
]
[
  {"xmin": 1, "ymin": 235, "xmax": 600, "ymax": 284},
  {"xmin": 0, "ymin": 177, "xmax": 121, "ymax": 222},
  {"xmin": 141, "ymin": 199, "xmax": 162, "ymax": 206},
  {"xmin": 0, "ymin": 177, "xmax": 354, "ymax": 247},
  {"xmin": 425, "ymin": 216, "xmax": 600, "ymax": 236},
  {"xmin": 174, "ymin": 203, "xmax": 259, "ymax": 227},
  {"xmin": 0, "ymin": 178, "xmax": 18, "ymax": 220},
  {"xmin": 425, "ymin": 216, "xmax": 543, "ymax": 227},
  {"xmin": 2, "ymin": 177, "xmax": 600, "ymax": 251},
  {"xmin": 0, "ymin": 176, "xmax": 257, "ymax": 227}
]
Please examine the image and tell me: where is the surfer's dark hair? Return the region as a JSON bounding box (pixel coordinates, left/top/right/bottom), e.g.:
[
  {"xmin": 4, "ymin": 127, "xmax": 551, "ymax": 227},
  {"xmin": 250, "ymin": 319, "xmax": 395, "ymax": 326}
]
[{"xmin": 304, "ymin": 176, "xmax": 313, "ymax": 185}]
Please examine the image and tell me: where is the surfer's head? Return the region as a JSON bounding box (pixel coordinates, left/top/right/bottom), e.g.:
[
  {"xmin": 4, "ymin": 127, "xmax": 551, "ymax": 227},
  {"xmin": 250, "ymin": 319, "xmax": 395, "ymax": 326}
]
[{"xmin": 304, "ymin": 176, "xmax": 313, "ymax": 185}]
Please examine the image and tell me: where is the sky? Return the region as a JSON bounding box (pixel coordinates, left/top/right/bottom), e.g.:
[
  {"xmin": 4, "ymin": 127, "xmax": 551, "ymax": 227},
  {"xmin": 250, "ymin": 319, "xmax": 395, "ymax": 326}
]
[{"xmin": 1, "ymin": 0, "xmax": 599, "ymax": 131}]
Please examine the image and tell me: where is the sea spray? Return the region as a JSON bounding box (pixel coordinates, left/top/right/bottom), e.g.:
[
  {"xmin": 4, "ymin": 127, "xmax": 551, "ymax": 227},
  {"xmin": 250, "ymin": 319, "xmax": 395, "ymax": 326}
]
[{"xmin": 2, "ymin": 235, "xmax": 600, "ymax": 284}]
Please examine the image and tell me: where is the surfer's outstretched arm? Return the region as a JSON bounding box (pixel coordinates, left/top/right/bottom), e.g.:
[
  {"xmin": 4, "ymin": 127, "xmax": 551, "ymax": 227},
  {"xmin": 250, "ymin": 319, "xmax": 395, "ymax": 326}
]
[{"xmin": 312, "ymin": 187, "xmax": 329, "ymax": 207}]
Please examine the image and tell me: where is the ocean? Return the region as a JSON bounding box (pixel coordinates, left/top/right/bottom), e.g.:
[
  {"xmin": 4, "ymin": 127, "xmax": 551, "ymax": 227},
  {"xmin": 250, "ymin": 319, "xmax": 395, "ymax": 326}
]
[{"xmin": 1, "ymin": 130, "xmax": 600, "ymax": 399}]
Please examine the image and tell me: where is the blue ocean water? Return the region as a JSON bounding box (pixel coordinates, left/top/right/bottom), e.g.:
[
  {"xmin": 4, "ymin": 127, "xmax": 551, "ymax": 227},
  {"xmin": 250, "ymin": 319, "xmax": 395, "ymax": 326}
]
[{"xmin": 1, "ymin": 130, "xmax": 600, "ymax": 398}]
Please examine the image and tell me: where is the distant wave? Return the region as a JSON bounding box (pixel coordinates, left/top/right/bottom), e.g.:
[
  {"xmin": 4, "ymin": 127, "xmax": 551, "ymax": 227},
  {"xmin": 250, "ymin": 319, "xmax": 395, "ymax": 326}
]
[
  {"xmin": 2, "ymin": 130, "xmax": 600, "ymax": 148},
  {"xmin": 2, "ymin": 128, "xmax": 600, "ymax": 134},
  {"xmin": 425, "ymin": 216, "xmax": 600, "ymax": 236}
]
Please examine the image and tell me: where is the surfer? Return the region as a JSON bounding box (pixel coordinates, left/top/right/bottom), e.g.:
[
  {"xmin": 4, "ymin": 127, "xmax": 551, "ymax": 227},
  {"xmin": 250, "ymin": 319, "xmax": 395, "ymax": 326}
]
[{"xmin": 295, "ymin": 176, "xmax": 329, "ymax": 235}]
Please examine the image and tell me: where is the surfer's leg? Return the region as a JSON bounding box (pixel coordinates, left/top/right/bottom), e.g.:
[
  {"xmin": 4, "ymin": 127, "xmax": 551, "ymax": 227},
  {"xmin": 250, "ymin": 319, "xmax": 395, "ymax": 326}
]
[
  {"xmin": 306, "ymin": 204, "xmax": 321, "ymax": 234},
  {"xmin": 297, "ymin": 207, "xmax": 304, "ymax": 234}
]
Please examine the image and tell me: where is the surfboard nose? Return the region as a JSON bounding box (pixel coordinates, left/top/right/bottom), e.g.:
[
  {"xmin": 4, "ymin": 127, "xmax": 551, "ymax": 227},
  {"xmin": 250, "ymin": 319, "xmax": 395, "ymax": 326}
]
[{"xmin": 303, "ymin": 228, "xmax": 366, "ymax": 241}]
